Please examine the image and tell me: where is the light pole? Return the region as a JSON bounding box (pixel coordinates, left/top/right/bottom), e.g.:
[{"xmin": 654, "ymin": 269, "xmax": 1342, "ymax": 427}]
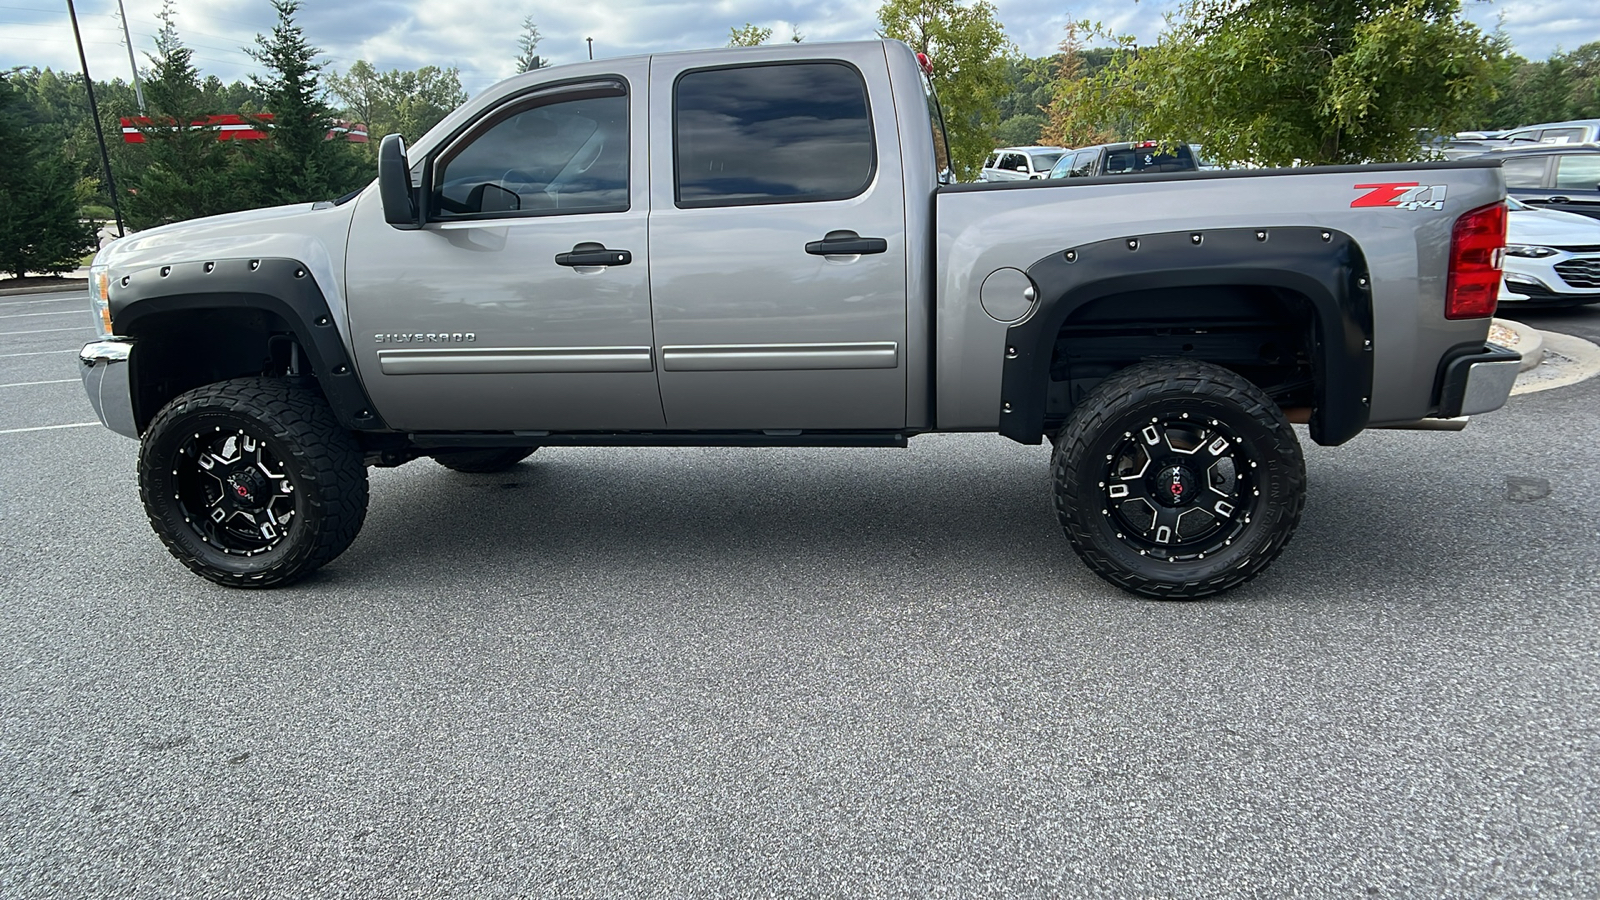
[
  {"xmin": 65, "ymin": 0, "xmax": 127, "ymax": 238},
  {"xmin": 115, "ymin": 0, "xmax": 145, "ymax": 113},
  {"xmin": 586, "ymin": 37, "xmax": 593, "ymax": 60}
]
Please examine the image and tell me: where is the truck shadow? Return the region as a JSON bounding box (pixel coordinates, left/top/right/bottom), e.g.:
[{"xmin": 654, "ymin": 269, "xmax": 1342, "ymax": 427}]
[{"xmin": 316, "ymin": 433, "xmax": 1572, "ymax": 604}]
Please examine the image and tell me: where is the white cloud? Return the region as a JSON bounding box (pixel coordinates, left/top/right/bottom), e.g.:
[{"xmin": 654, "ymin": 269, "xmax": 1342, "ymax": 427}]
[{"xmin": 13, "ymin": 0, "xmax": 1598, "ymax": 105}]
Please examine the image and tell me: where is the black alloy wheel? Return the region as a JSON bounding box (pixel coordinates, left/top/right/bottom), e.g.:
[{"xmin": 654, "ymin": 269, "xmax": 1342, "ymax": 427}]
[
  {"xmin": 139, "ymin": 378, "xmax": 368, "ymax": 587},
  {"xmin": 174, "ymin": 425, "xmax": 297, "ymax": 556},
  {"xmin": 1053, "ymin": 358, "xmax": 1305, "ymax": 599}
]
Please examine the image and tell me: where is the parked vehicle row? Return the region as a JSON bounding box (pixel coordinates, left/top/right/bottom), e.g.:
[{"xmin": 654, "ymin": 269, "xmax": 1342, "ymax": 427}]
[{"xmin": 978, "ymin": 142, "xmax": 1202, "ymax": 183}]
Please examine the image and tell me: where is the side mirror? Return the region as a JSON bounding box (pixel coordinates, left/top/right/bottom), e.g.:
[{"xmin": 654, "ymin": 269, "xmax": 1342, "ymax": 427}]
[{"xmin": 378, "ymin": 134, "xmax": 420, "ymax": 230}]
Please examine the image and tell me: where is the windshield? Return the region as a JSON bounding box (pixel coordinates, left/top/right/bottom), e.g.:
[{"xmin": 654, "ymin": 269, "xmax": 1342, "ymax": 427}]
[{"xmin": 1030, "ymin": 151, "xmax": 1065, "ymax": 170}]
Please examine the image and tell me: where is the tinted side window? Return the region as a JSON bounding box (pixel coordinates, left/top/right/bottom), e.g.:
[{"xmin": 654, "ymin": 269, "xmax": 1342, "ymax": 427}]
[
  {"xmin": 1501, "ymin": 156, "xmax": 1547, "ymax": 188},
  {"xmin": 1068, "ymin": 150, "xmax": 1096, "ymax": 177},
  {"xmin": 434, "ymin": 91, "xmax": 628, "ymax": 218},
  {"xmin": 1556, "ymin": 156, "xmax": 1600, "ymax": 191},
  {"xmin": 675, "ymin": 62, "xmax": 874, "ymax": 207}
]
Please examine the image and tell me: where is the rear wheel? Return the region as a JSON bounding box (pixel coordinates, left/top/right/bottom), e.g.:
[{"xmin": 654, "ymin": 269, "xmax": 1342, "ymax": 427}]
[
  {"xmin": 430, "ymin": 447, "xmax": 537, "ymax": 473},
  {"xmin": 138, "ymin": 378, "xmax": 368, "ymax": 588},
  {"xmin": 1052, "ymin": 358, "xmax": 1305, "ymax": 599}
]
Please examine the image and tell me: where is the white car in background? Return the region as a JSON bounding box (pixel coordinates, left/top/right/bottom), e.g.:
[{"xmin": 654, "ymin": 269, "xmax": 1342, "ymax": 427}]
[
  {"xmin": 1500, "ymin": 197, "xmax": 1600, "ymax": 308},
  {"xmin": 978, "ymin": 146, "xmax": 1068, "ymax": 182}
]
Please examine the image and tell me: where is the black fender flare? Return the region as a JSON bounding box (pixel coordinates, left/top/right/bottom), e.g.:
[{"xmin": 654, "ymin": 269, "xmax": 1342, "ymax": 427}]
[
  {"xmin": 1002, "ymin": 226, "xmax": 1373, "ymax": 447},
  {"xmin": 107, "ymin": 256, "xmax": 389, "ymax": 431}
]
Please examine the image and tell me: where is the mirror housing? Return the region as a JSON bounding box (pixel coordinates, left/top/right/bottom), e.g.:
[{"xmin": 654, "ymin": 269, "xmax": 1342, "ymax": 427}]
[{"xmin": 378, "ymin": 134, "xmax": 420, "ymax": 230}]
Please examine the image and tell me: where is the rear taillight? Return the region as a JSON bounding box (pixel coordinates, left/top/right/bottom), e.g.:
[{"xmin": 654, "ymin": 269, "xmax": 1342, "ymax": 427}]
[{"xmin": 1445, "ymin": 201, "xmax": 1506, "ymax": 320}]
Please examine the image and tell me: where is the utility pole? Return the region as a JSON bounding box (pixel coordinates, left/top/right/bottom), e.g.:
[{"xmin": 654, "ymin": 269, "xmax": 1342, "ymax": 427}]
[
  {"xmin": 115, "ymin": 0, "xmax": 145, "ymax": 113},
  {"xmin": 586, "ymin": 37, "xmax": 593, "ymax": 60},
  {"xmin": 65, "ymin": 0, "xmax": 128, "ymax": 238}
]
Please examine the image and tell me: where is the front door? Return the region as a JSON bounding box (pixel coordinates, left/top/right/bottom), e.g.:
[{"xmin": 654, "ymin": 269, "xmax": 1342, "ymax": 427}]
[
  {"xmin": 645, "ymin": 48, "xmax": 909, "ymax": 430},
  {"xmin": 347, "ymin": 61, "xmax": 662, "ymax": 432}
]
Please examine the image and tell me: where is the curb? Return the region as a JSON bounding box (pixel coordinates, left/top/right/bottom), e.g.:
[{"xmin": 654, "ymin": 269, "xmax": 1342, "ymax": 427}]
[
  {"xmin": 1510, "ymin": 329, "xmax": 1600, "ymax": 397},
  {"xmin": 1492, "ymin": 317, "xmax": 1544, "ymax": 371},
  {"xmin": 0, "ymin": 279, "xmax": 87, "ymax": 297}
]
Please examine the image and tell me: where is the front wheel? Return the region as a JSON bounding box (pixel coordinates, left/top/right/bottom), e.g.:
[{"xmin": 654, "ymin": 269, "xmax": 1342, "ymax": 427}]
[
  {"xmin": 138, "ymin": 378, "xmax": 369, "ymax": 588},
  {"xmin": 1052, "ymin": 359, "xmax": 1305, "ymax": 599}
]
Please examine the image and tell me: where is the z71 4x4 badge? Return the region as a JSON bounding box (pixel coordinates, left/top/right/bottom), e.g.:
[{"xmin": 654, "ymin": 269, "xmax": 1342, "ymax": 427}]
[{"xmin": 1351, "ymin": 182, "xmax": 1448, "ymax": 211}]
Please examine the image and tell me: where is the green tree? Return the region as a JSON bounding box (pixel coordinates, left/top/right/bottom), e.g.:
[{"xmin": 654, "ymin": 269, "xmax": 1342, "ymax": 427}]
[
  {"xmin": 0, "ymin": 74, "xmax": 96, "ymax": 277},
  {"xmin": 247, "ymin": 0, "xmax": 368, "ymax": 205},
  {"xmin": 1069, "ymin": 0, "xmax": 1502, "ymax": 166},
  {"xmin": 728, "ymin": 23, "xmax": 773, "ymax": 46},
  {"xmin": 515, "ymin": 17, "xmax": 550, "ymax": 72},
  {"xmin": 119, "ymin": 0, "xmax": 251, "ymax": 229},
  {"xmin": 879, "ymin": 0, "xmax": 1012, "ymax": 179},
  {"xmin": 329, "ymin": 61, "xmax": 466, "ymax": 156}
]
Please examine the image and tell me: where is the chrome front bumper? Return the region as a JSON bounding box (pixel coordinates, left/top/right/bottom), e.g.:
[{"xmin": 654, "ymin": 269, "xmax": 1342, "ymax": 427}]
[{"xmin": 79, "ymin": 339, "xmax": 138, "ymax": 439}]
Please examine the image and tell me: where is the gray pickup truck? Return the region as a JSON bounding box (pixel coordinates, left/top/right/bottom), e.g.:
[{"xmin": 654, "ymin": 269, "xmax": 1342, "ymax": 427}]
[{"xmin": 80, "ymin": 39, "xmax": 1520, "ymax": 598}]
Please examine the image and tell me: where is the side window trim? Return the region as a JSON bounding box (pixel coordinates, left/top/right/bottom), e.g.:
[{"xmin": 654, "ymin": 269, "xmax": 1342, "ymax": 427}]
[
  {"xmin": 671, "ymin": 59, "xmax": 878, "ymax": 210},
  {"xmin": 421, "ymin": 78, "xmax": 630, "ymax": 224}
]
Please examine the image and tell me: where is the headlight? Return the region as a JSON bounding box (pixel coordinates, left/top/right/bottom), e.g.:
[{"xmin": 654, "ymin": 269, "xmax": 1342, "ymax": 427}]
[
  {"xmin": 89, "ymin": 266, "xmax": 112, "ymax": 335},
  {"xmin": 1504, "ymin": 245, "xmax": 1559, "ymax": 258}
]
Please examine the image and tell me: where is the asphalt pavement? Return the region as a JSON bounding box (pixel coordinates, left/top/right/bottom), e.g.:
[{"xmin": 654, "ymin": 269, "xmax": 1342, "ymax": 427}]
[{"xmin": 2, "ymin": 289, "xmax": 1598, "ymax": 898}]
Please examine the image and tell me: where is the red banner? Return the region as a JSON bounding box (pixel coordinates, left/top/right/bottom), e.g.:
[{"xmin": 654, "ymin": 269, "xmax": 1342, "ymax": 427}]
[{"xmin": 119, "ymin": 114, "xmax": 369, "ymax": 144}]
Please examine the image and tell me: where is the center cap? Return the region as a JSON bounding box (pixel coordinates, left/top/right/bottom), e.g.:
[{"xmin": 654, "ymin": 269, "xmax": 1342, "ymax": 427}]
[
  {"xmin": 1153, "ymin": 465, "xmax": 1197, "ymax": 507},
  {"xmin": 226, "ymin": 470, "xmax": 264, "ymax": 506}
]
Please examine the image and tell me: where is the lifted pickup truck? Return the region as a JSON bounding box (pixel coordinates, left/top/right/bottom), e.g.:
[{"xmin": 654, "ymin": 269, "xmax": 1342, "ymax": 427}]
[{"xmin": 80, "ymin": 39, "xmax": 1520, "ymax": 598}]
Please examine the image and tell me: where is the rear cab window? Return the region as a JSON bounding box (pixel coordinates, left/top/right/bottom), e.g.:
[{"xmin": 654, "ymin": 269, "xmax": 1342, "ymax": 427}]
[{"xmin": 673, "ymin": 62, "xmax": 875, "ymax": 207}]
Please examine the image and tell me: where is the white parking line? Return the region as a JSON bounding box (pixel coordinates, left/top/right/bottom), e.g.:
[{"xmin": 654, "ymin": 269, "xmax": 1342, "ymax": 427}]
[
  {"xmin": 0, "ymin": 349, "xmax": 78, "ymax": 359},
  {"xmin": 0, "ymin": 379, "xmax": 77, "ymax": 388},
  {"xmin": 0, "ymin": 422, "xmax": 99, "ymax": 435},
  {"xmin": 0, "ymin": 310, "xmax": 88, "ymax": 320},
  {"xmin": 0, "ymin": 327, "xmax": 89, "ymax": 336}
]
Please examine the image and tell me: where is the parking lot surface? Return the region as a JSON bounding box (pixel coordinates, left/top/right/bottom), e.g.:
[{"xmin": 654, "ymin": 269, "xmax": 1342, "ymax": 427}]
[{"xmin": 2, "ymin": 290, "xmax": 1598, "ymax": 897}]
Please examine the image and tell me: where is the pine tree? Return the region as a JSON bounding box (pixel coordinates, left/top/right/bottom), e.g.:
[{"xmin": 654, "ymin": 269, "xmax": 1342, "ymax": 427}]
[
  {"xmin": 122, "ymin": 0, "xmax": 251, "ymax": 228},
  {"xmin": 247, "ymin": 0, "xmax": 367, "ymax": 205},
  {"xmin": 0, "ymin": 74, "xmax": 96, "ymax": 277},
  {"xmin": 515, "ymin": 17, "xmax": 550, "ymax": 73}
]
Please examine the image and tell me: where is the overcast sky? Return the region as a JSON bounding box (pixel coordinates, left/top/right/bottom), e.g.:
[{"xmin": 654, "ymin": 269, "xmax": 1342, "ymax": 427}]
[{"xmin": 11, "ymin": 0, "xmax": 1600, "ymax": 100}]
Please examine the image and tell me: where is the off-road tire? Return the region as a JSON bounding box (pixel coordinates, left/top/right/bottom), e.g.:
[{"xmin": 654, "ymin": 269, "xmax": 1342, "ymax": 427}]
[
  {"xmin": 1052, "ymin": 358, "xmax": 1305, "ymax": 599},
  {"xmin": 138, "ymin": 378, "xmax": 368, "ymax": 588},
  {"xmin": 430, "ymin": 447, "xmax": 537, "ymax": 473}
]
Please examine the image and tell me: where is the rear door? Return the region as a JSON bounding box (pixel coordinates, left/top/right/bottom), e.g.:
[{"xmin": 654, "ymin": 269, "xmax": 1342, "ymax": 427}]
[{"xmin": 646, "ymin": 46, "xmax": 908, "ymax": 429}]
